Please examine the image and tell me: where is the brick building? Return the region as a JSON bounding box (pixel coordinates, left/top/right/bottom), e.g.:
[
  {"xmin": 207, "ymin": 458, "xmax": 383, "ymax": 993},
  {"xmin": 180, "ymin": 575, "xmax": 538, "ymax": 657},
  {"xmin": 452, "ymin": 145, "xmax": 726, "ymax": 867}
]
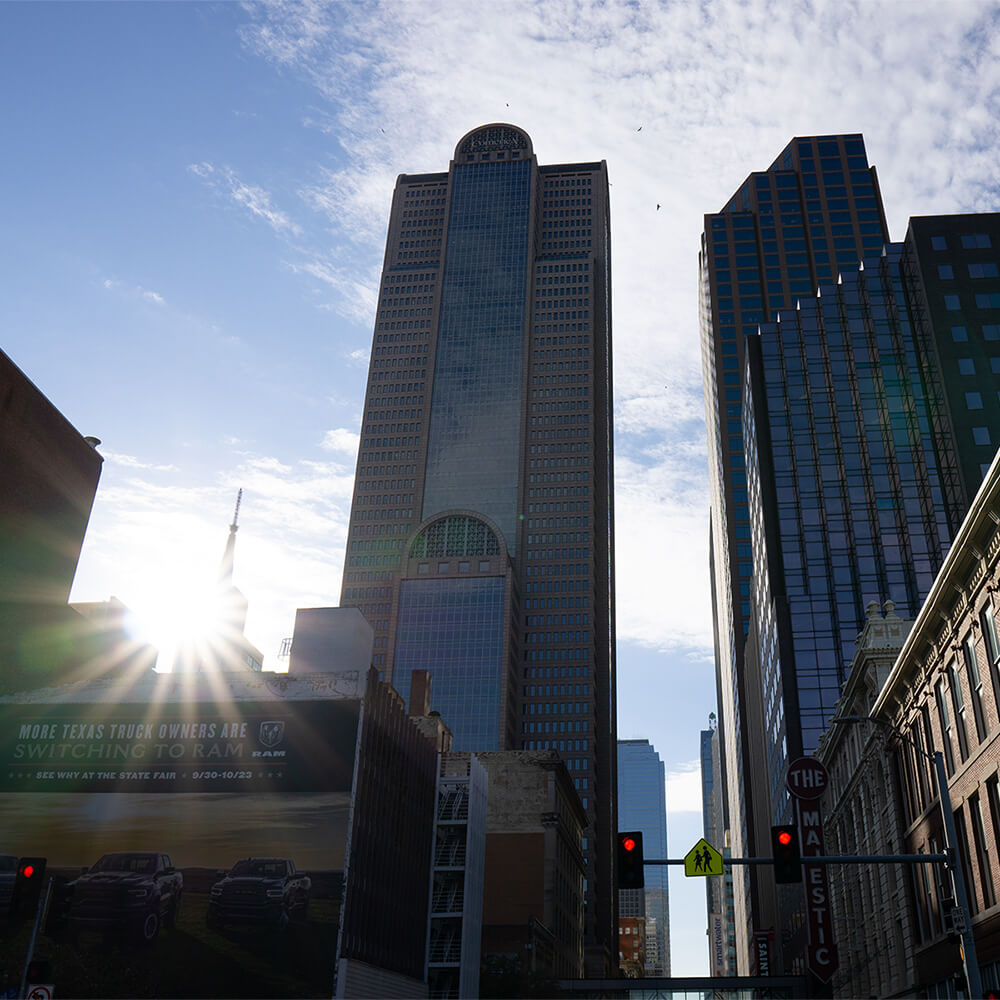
[{"xmin": 872, "ymin": 451, "xmax": 1000, "ymax": 994}]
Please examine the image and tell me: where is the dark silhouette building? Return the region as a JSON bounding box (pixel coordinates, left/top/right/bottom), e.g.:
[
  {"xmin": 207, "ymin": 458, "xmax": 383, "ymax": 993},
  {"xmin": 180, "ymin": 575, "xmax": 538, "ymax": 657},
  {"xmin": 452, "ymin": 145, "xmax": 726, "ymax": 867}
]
[
  {"xmin": 339, "ymin": 123, "xmax": 617, "ymax": 973},
  {"xmin": 0, "ymin": 347, "xmax": 156, "ymax": 690}
]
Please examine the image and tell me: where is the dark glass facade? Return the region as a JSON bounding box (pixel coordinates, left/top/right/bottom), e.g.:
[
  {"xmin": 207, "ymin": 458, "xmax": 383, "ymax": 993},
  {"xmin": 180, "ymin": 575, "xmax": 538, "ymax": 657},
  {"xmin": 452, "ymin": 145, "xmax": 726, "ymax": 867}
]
[
  {"xmin": 393, "ymin": 576, "xmax": 508, "ymax": 751},
  {"xmin": 616, "ymin": 740, "xmax": 670, "ymax": 977},
  {"xmin": 699, "ymin": 134, "xmax": 889, "ymax": 968},
  {"xmin": 744, "ymin": 244, "xmax": 962, "ymax": 787},
  {"xmin": 423, "ymin": 160, "xmax": 532, "ymax": 549}
]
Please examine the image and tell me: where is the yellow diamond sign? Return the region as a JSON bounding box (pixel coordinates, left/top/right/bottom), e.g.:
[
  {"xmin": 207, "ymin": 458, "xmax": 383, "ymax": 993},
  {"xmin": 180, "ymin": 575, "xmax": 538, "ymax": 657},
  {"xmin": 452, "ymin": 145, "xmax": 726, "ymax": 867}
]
[{"xmin": 684, "ymin": 838, "xmax": 723, "ymax": 877}]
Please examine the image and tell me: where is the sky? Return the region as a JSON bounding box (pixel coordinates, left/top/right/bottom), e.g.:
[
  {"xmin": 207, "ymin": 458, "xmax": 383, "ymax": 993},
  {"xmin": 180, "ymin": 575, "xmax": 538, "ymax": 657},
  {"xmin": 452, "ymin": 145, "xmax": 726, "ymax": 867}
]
[{"xmin": 3, "ymin": 0, "xmax": 1000, "ymax": 978}]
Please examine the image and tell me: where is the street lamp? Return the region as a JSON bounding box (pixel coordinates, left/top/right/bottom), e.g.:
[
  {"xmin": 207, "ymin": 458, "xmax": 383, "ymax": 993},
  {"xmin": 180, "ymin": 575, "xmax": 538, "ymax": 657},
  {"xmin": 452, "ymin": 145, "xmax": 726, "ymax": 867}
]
[{"xmin": 832, "ymin": 714, "xmax": 982, "ymax": 1000}]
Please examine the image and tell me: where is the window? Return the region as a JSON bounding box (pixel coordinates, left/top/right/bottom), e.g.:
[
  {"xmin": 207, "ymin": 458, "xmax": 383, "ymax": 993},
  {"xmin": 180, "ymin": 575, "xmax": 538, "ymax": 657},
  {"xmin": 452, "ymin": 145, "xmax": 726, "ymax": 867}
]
[
  {"xmin": 976, "ymin": 292, "xmax": 1000, "ymax": 308},
  {"xmin": 938, "ymin": 264, "xmax": 954, "ymax": 279},
  {"xmin": 955, "ymin": 807, "xmax": 978, "ymax": 914},
  {"xmin": 967, "ymin": 392, "xmax": 984, "ymax": 409},
  {"xmin": 983, "ymin": 604, "xmax": 1000, "ymax": 721},
  {"xmin": 952, "ymin": 325, "xmax": 969, "ymax": 341},
  {"xmin": 988, "ymin": 777, "xmax": 1000, "ymax": 905},
  {"xmin": 945, "ymin": 294, "xmax": 961, "ymax": 310},
  {"xmin": 959, "ymin": 358, "xmax": 976, "ymax": 375},
  {"xmin": 931, "ymin": 235, "xmax": 948, "ymax": 250},
  {"xmin": 985, "ymin": 324, "xmax": 1000, "ymax": 341},
  {"xmin": 992, "ymin": 359, "xmax": 1000, "ymax": 375},
  {"xmin": 974, "ymin": 427, "xmax": 992, "ymax": 445},
  {"xmin": 948, "ymin": 661, "xmax": 970, "ymax": 762},
  {"xmin": 935, "ymin": 678, "xmax": 956, "ymax": 775},
  {"xmin": 971, "ymin": 791, "xmax": 996, "ymax": 908},
  {"xmin": 969, "ymin": 261, "xmax": 999, "ymax": 278},
  {"xmin": 962, "ymin": 233, "xmax": 993, "ymax": 249},
  {"xmin": 964, "ymin": 634, "xmax": 989, "ymax": 741}
]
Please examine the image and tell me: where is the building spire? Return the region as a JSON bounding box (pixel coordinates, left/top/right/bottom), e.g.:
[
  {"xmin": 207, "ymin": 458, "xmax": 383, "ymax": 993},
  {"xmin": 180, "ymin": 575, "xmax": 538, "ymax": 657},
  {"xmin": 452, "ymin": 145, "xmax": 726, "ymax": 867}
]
[{"xmin": 219, "ymin": 489, "xmax": 242, "ymax": 585}]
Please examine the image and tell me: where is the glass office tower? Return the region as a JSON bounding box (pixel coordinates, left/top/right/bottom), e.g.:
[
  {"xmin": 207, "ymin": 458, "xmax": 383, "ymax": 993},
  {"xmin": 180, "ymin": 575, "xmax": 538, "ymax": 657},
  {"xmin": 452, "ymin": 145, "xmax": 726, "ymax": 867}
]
[
  {"xmin": 699, "ymin": 134, "xmax": 889, "ymax": 969},
  {"xmin": 340, "ymin": 124, "xmax": 617, "ymax": 972},
  {"xmin": 744, "ymin": 244, "xmax": 963, "ymax": 792},
  {"xmin": 617, "ymin": 739, "xmax": 670, "ymax": 977},
  {"xmin": 703, "ymin": 133, "xmax": 996, "ymax": 971}
]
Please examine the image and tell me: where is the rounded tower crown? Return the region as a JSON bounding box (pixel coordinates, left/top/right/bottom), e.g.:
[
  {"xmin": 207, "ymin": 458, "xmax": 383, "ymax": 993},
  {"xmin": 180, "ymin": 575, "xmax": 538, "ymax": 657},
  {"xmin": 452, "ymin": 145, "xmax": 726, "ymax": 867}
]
[{"xmin": 455, "ymin": 123, "xmax": 532, "ymax": 159}]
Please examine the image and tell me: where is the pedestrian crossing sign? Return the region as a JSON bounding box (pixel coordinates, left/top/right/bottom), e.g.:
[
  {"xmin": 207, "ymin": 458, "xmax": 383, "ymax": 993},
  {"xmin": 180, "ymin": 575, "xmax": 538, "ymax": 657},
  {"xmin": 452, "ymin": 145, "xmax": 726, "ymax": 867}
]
[{"xmin": 684, "ymin": 837, "xmax": 723, "ymax": 877}]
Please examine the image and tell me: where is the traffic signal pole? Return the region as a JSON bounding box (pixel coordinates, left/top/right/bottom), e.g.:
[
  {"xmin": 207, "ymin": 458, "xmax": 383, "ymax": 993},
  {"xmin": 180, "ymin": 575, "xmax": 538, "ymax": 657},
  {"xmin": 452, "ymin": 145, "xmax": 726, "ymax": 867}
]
[
  {"xmin": 643, "ymin": 853, "xmax": 949, "ymax": 865},
  {"xmin": 18, "ymin": 876, "xmax": 53, "ymax": 1000}
]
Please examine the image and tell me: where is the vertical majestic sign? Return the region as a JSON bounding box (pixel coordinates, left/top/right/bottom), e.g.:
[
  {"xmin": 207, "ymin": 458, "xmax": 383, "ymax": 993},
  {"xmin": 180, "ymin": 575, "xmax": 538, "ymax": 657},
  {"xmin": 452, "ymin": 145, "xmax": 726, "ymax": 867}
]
[{"xmin": 787, "ymin": 757, "xmax": 839, "ymax": 982}]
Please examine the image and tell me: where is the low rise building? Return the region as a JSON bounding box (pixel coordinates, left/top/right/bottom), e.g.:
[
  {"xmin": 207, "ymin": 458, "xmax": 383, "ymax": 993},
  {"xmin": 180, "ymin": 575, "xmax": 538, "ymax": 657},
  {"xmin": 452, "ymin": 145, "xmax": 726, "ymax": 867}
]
[
  {"xmin": 476, "ymin": 750, "xmax": 587, "ymax": 983},
  {"xmin": 816, "ymin": 601, "xmax": 916, "ymax": 997}
]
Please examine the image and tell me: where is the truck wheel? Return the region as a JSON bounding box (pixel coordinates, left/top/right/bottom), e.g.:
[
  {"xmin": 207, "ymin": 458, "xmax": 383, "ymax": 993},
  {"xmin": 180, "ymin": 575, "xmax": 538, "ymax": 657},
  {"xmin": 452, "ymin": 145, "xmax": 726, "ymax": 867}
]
[{"xmin": 138, "ymin": 909, "xmax": 161, "ymax": 944}]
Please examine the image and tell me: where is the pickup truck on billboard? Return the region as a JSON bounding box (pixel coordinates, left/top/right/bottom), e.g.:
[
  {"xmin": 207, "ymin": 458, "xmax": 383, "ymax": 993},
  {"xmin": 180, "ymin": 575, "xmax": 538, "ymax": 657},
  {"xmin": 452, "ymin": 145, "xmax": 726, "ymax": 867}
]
[
  {"xmin": 67, "ymin": 852, "xmax": 183, "ymax": 943},
  {"xmin": 206, "ymin": 858, "xmax": 310, "ymax": 930}
]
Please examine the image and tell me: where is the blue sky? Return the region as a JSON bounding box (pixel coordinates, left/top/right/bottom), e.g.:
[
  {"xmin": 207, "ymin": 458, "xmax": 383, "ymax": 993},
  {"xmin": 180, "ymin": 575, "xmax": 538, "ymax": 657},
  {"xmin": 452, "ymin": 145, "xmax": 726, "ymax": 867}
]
[{"xmin": 4, "ymin": 0, "xmax": 1000, "ymax": 977}]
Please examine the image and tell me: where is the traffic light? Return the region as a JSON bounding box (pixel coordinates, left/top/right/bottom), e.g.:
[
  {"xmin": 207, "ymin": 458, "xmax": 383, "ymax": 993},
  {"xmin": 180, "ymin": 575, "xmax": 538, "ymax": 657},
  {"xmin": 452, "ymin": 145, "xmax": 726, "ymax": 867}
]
[
  {"xmin": 12, "ymin": 858, "xmax": 47, "ymax": 916},
  {"xmin": 770, "ymin": 825, "xmax": 801, "ymax": 884},
  {"xmin": 617, "ymin": 831, "xmax": 644, "ymax": 889},
  {"xmin": 26, "ymin": 959, "xmax": 51, "ymax": 984}
]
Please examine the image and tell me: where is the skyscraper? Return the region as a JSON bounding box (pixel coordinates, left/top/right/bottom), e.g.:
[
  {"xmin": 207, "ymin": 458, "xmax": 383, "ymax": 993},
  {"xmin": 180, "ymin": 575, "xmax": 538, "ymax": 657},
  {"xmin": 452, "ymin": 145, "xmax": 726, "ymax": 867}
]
[
  {"xmin": 701, "ymin": 133, "xmax": 999, "ymax": 970},
  {"xmin": 616, "ymin": 739, "xmax": 670, "ymax": 977},
  {"xmin": 339, "ymin": 123, "xmax": 617, "ymax": 972},
  {"xmin": 699, "ymin": 134, "xmax": 890, "ymax": 968}
]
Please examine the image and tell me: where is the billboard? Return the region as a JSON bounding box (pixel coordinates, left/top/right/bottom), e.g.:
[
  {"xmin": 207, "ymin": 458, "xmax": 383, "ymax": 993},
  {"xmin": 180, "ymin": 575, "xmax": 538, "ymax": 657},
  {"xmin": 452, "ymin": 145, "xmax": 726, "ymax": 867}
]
[{"xmin": 0, "ymin": 691, "xmax": 361, "ymax": 998}]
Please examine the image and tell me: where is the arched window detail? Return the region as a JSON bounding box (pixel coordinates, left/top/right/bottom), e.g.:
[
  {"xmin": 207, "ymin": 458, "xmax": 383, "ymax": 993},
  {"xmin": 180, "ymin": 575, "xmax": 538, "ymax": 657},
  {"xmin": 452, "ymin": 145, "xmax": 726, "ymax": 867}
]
[{"xmin": 409, "ymin": 515, "xmax": 501, "ymax": 559}]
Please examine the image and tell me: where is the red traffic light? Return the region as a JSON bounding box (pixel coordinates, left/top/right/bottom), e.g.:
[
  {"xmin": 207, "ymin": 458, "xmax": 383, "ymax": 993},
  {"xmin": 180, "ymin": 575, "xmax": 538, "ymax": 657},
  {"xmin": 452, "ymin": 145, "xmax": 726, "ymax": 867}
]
[
  {"xmin": 19, "ymin": 863, "xmax": 35, "ymax": 878},
  {"xmin": 777, "ymin": 830, "xmax": 792, "ymax": 847},
  {"xmin": 623, "ymin": 837, "xmax": 636, "ymax": 852}
]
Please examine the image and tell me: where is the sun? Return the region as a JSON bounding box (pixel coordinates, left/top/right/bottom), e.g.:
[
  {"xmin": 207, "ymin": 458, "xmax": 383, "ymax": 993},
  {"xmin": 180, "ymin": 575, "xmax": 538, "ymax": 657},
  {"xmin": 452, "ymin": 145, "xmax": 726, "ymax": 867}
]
[{"xmin": 124, "ymin": 572, "xmax": 247, "ymax": 674}]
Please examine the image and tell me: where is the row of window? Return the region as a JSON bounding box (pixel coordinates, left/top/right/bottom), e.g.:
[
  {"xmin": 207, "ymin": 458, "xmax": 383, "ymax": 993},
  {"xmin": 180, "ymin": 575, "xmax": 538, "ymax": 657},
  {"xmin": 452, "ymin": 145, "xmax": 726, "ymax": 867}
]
[
  {"xmin": 945, "ymin": 293, "xmax": 1000, "ymax": 309},
  {"xmin": 524, "ymin": 701, "xmax": 589, "ymax": 715},
  {"xmin": 932, "ymin": 234, "xmax": 993, "ymax": 250},
  {"xmin": 522, "ymin": 720, "xmax": 590, "ymax": 733},
  {"xmin": 938, "ymin": 261, "xmax": 1000, "ymax": 279},
  {"xmin": 903, "ymin": 606, "xmax": 1000, "ymax": 796},
  {"xmin": 415, "ymin": 560, "xmax": 493, "ymax": 575},
  {"xmin": 524, "ymin": 683, "xmax": 590, "ymax": 697},
  {"xmin": 525, "ymin": 666, "xmax": 590, "ymax": 679}
]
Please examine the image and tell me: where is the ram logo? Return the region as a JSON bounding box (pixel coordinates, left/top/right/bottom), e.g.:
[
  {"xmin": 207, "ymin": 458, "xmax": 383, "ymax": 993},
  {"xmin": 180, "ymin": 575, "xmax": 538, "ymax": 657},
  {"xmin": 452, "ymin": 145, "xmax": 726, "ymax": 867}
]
[{"xmin": 258, "ymin": 721, "xmax": 285, "ymax": 749}]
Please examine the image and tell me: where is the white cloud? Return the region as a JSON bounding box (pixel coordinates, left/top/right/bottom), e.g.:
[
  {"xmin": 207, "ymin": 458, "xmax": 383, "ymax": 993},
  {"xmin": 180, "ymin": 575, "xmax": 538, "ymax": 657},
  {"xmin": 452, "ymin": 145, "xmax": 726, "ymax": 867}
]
[
  {"xmin": 189, "ymin": 162, "xmax": 302, "ymax": 236},
  {"xmin": 227, "ymin": 0, "xmax": 1000, "ymax": 658},
  {"xmin": 666, "ymin": 760, "xmax": 705, "ymax": 815},
  {"xmin": 102, "ymin": 278, "xmax": 166, "ymax": 307},
  {"xmin": 320, "ymin": 428, "xmax": 360, "ymax": 455},
  {"xmin": 102, "ymin": 451, "xmax": 178, "ymax": 472}
]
